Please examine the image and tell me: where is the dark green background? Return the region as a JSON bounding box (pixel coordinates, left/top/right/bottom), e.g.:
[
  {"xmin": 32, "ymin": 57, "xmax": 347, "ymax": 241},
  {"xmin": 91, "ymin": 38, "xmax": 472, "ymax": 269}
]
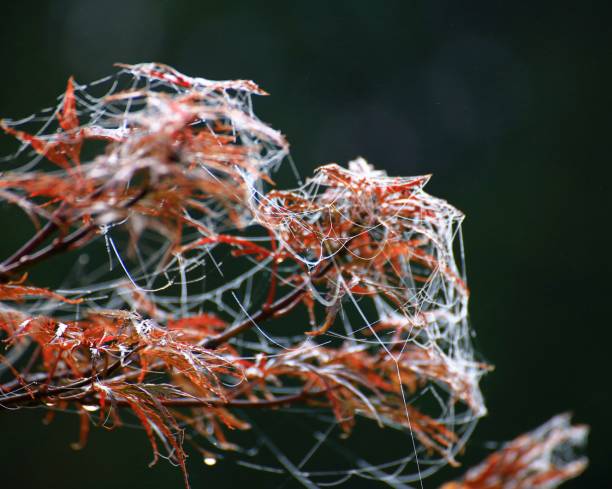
[{"xmin": 1, "ymin": 1, "xmax": 609, "ymax": 487}]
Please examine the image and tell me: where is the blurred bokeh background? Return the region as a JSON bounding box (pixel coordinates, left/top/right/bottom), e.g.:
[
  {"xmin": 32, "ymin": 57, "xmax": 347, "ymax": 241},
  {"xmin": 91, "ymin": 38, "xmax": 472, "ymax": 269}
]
[{"xmin": 0, "ymin": 1, "xmax": 609, "ymax": 487}]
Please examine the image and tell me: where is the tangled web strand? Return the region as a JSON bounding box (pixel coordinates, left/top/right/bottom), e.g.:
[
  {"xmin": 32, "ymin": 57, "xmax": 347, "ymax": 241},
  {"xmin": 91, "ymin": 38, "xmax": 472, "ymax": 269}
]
[{"xmin": 0, "ymin": 63, "xmax": 585, "ymax": 489}]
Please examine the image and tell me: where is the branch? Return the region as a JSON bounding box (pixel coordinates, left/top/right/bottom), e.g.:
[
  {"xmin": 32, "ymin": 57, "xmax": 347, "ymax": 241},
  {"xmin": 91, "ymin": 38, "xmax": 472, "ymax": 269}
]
[
  {"xmin": 0, "ymin": 187, "xmax": 148, "ymax": 282},
  {"xmin": 0, "ymin": 345, "xmax": 143, "ymax": 408},
  {"xmin": 110, "ymin": 388, "xmax": 329, "ymax": 409},
  {"xmin": 202, "ymin": 260, "xmax": 334, "ymax": 349}
]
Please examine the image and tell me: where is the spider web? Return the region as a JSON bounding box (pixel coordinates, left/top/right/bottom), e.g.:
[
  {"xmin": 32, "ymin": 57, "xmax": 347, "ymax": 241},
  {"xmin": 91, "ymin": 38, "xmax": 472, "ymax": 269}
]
[{"xmin": 0, "ymin": 64, "xmax": 488, "ymax": 488}]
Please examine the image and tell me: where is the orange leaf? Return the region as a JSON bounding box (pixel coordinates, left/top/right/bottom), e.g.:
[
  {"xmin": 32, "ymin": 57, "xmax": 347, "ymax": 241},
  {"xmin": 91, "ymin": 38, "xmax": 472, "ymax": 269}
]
[
  {"xmin": 1, "ymin": 122, "xmax": 70, "ymax": 168},
  {"xmin": 58, "ymin": 77, "xmax": 79, "ymax": 132},
  {"xmin": 0, "ymin": 284, "xmax": 82, "ymax": 304}
]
